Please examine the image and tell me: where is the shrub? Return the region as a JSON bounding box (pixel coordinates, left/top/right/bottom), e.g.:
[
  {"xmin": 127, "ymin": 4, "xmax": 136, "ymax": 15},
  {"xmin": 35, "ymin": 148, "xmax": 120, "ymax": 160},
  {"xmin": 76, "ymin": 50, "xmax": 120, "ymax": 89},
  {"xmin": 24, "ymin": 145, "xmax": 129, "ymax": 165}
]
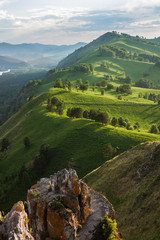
[
  {"xmin": 95, "ymin": 112, "xmax": 110, "ymax": 125},
  {"xmin": 83, "ymin": 110, "xmax": 89, "ymax": 119},
  {"xmin": 119, "ymin": 84, "xmax": 132, "ymax": 94},
  {"xmin": 54, "ymin": 78, "xmax": 63, "ymax": 88},
  {"xmin": 67, "ymin": 107, "xmax": 83, "ymax": 118},
  {"xmin": 93, "ymin": 215, "xmax": 118, "ymax": 240},
  {"xmin": 111, "ymin": 117, "xmax": 118, "ymax": 126},
  {"xmin": 1, "ymin": 138, "xmax": 9, "ymax": 152},
  {"xmin": 24, "ymin": 137, "xmax": 30, "ymax": 149},
  {"xmin": 103, "ymin": 143, "xmax": 116, "ymax": 158},
  {"xmin": 101, "ymin": 89, "xmax": 105, "ymax": 95},
  {"xmin": 150, "ymin": 125, "xmax": 159, "ymax": 134}
]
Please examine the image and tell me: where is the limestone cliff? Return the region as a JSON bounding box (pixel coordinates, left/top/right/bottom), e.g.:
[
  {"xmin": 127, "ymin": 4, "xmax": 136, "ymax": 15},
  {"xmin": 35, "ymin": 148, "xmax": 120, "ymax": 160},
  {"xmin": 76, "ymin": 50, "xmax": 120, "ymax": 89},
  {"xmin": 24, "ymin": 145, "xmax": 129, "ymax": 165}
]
[{"xmin": 0, "ymin": 169, "xmax": 120, "ymax": 240}]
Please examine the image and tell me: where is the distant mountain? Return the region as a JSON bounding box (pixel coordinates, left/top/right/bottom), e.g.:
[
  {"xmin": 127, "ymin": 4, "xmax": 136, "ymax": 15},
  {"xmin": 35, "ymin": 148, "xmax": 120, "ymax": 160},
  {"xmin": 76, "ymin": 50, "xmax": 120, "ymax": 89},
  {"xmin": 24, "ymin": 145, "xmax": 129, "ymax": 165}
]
[
  {"xmin": 0, "ymin": 55, "xmax": 29, "ymax": 70},
  {"xmin": 0, "ymin": 42, "xmax": 86, "ymax": 68}
]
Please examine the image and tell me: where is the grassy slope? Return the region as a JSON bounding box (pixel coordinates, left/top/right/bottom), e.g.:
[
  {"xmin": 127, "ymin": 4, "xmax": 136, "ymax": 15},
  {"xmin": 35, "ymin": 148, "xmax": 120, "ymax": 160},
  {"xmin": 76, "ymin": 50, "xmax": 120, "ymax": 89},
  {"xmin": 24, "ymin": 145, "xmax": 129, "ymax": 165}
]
[
  {"xmin": 0, "ymin": 89, "xmax": 160, "ymax": 211},
  {"xmin": 58, "ymin": 32, "xmax": 160, "ymax": 69},
  {"xmin": 84, "ymin": 141, "xmax": 160, "ymax": 240}
]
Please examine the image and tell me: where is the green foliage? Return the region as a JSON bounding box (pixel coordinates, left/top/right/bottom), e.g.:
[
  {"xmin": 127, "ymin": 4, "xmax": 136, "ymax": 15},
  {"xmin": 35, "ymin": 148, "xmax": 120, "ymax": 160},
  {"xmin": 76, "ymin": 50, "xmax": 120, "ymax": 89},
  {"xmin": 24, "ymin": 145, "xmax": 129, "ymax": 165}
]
[
  {"xmin": 103, "ymin": 143, "xmax": 116, "ymax": 158},
  {"xmin": 74, "ymin": 63, "xmax": 94, "ymax": 74},
  {"xmin": 1, "ymin": 138, "xmax": 9, "ymax": 152},
  {"xmin": 135, "ymin": 78, "xmax": 153, "ymax": 88},
  {"xmin": 101, "ymin": 89, "xmax": 105, "ymax": 95},
  {"xmin": 24, "ymin": 137, "xmax": 30, "ymax": 149},
  {"xmin": 118, "ymin": 84, "xmax": 132, "ymax": 95},
  {"xmin": 150, "ymin": 125, "xmax": 159, "ymax": 134},
  {"xmin": 67, "ymin": 81, "xmax": 72, "ymax": 91},
  {"xmin": 93, "ymin": 215, "xmax": 118, "ymax": 240},
  {"xmin": 54, "ymin": 78, "xmax": 63, "ymax": 88},
  {"xmin": 67, "ymin": 107, "xmax": 83, "ymax": 118}
]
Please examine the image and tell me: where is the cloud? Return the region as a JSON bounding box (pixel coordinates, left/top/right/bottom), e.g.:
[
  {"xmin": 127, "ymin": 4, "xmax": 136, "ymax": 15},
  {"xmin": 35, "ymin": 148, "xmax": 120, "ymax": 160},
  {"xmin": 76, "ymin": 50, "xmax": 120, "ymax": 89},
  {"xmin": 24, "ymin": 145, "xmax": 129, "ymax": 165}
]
[{"xmin": 0, "ymin": 2, "xmax": 160, "ymax": 44}]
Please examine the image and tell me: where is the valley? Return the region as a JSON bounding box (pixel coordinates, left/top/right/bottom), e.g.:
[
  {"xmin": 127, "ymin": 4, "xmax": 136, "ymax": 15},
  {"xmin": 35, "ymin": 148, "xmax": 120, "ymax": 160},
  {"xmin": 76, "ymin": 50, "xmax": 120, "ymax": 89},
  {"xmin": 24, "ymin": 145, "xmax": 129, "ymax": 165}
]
[{"xmin": 1, "ymin": 32, "xmax": 160, "ymax": 239}]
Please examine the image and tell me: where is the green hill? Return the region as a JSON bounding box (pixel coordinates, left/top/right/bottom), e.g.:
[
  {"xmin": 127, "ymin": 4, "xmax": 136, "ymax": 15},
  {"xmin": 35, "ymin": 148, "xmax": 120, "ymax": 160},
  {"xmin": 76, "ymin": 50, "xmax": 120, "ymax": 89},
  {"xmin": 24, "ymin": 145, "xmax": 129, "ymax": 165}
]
[
  {"xmin": 1, "ymin": 31, "xmax": 160, "ymax": 219},
  {"xmin": 0, "ymin": 88, "xmax": 160, "ymax": 211},
  {"xmin": 58, "ymin": 32, "xmax": 160, "ymax": 69},
  {"xmin": 0, "ymin": 56, "xmax": 28, "ymax": 70},
  {"xmin": 84, "ymin": 141, "xmax": 160, "ymax": 240}
]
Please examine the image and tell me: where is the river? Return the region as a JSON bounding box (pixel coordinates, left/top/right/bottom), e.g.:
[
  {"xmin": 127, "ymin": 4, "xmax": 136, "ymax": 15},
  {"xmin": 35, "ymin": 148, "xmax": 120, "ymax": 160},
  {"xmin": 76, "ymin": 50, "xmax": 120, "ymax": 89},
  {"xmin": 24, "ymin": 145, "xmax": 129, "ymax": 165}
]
[{"xmin": 0, "ymin": 69, "xmax": 11, "ymax": 76}]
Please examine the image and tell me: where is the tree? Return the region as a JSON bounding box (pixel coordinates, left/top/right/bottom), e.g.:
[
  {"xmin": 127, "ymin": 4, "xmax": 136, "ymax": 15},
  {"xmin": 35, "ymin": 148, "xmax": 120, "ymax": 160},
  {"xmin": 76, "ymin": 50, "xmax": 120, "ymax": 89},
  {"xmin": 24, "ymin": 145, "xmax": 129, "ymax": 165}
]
[
  {"xmin": 86, "ymin": 80, "xmax": 89, "ymax": 89},
  {"xmin": 101, "ymin": 89, "xmax": 105, "ymax": 95},
  {"xmin": 51, "ymin": 97, "xmax": 59, "ymax": 106},
  {"xmin": 67, "ymin": 107, "xmax": 83, "ymax": 118},
  {"xmin": 24, "ymin": 137, "xmax": 30, "ymax": 149},
  {"xmin": 83, "ymin": 110, "xmax": 89, "ymax": 119},
  {"xmin": 1, "ymin": 138, "xmax": 9, "ymax": 151},
  {"xmin": 80, "ymin": 84, "xmax": 88, "ymax": 92},
  {"xmin": 107, "ymin": 84, "xmax": 114, "ymax": 90},
  {"xmin": 100, "ymin": 80, "xmax": 107, "ymax": 87},
  {"xmin": 67, "ymin": 81, "xmax": 72, "ymax": 91},
  {"xmin": 95, "ymin": 112, "xmax": 110, "ymax": 125},
  {"xmin": 103, "ymin": 143, "xmax": 116, "ymax": 158},
  {"xmin": 135, "ymin": 78, "xmax": 152, "ymax": 88},
  {"xmin": 150, "ymin": 125, "xmax": 159, "ymax": 134},
  {"xmin": 119, "ymin": 84, "xmax": 132, "ymax": 94},
  {"xmin": 111, "ymin": 117, "xmax": 118, "ymax": 126},
  {"xmin": 76, "ymin": 78, "xmax": 83, "ymax": 87},
  {"xmin": 54, "ymin": 78, "xmax": 63, "ymax": 88}
]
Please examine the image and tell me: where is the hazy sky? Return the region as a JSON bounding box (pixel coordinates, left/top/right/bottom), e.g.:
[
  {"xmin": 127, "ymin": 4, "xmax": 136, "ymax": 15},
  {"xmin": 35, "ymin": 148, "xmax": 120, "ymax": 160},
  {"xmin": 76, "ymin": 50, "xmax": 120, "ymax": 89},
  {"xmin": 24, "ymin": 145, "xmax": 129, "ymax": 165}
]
[{"xmin": 0, "ymin": 0, "xmax": 160, "ymax": 44}]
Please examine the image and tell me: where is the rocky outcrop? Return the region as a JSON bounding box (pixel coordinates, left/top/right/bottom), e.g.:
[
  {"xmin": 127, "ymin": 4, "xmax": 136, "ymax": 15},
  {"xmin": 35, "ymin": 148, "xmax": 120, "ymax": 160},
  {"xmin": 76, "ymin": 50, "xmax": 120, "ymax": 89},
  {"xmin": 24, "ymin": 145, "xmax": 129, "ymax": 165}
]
[
  {"xmin": 27, "ymin": 169, "xmax": 91, "ymax": 240},
  {"xmin": 0, "ymin": 169, "xmax": 118, "ymax": 240},
  {"xmin": 0, "ymin": 201, "xmax": 33, "ymax": 240}
]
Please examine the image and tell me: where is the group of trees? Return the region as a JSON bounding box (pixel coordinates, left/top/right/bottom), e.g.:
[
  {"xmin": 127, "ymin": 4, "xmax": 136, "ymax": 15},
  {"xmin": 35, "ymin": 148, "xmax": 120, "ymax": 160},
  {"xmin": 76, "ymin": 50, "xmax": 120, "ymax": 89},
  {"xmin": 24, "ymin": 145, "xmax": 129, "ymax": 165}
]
[
  {"xmin": 99, "ymin": 45, "xmax": 129, "ymax": 59},
  {"xmin": 116, "ymin": 84, "xmax": 132, "ymax": 94},
  {"xmin": 66, "ymin": 107, "xmax": 140, "ymax": 131},
  {"xmin": 135, "ymin": 78, "xmax": 153, "ymax": 88},
  {"xmin": 73, "ymin": 63, "xmax": 94, "ymax": 74},
  {"xmin": 138, "ymin": 91, "xmax": 160, "ymax": 103},
  {"xmin": 47, "ymin": 97, "xmax": 65, "ymax": 115},
  {"xmin": 67, "ymin": 107, "xmax": 110, "ymax": 125},
  {"xmin": 111, "ymin": 117, "xmax": 140, "ymax": 131},
  {"xmin": 117, "ymin": 76, "xmax": 132, "ymax": 84},
  {"xmin": 54, "ymin": 78, "xmax": 73, "ymax": 91},
  {"xmin": 0, "ymin": 136, "xmax": 31, "ymax": 153}
]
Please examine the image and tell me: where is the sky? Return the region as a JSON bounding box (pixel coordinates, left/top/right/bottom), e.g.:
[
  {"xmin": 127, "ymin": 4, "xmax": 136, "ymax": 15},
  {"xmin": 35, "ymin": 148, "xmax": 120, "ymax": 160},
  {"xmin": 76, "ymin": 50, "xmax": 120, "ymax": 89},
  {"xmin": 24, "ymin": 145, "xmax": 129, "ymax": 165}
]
[{"xmin": 0, "ymin": 0, "xmax": 160, "ymax": 44}]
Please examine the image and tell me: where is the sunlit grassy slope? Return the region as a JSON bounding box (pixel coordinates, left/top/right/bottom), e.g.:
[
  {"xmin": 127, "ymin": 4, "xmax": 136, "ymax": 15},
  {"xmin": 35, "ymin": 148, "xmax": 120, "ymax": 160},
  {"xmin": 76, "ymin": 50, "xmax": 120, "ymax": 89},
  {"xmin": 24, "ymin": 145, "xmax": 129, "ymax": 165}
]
[
  {"xmin": 1, "ymin": 88, "xmax": 160, "ymax": 211},
  {"xmin": 1, "ymin": 32, "xmax": 160, "ymax": 213},
  {"xmin": 84, "ymin": 141, "xmax": 160, "ymax": 240}
]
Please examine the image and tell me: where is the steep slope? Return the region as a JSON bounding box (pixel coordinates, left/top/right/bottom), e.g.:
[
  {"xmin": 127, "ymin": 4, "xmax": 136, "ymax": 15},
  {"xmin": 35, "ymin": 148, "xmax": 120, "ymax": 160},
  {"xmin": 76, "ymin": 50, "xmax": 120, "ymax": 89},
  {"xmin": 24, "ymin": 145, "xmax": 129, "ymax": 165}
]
[
  {"xmin": 84, "ymin": 141, "xmax": 160, "ymax": 240},
  {"xmin": 58, "ymin": 32, "xmax": 160, "ymax": 69},
  {"xmin": 0, "ymin": 88, "xmax": 160, "ymax": 212}
]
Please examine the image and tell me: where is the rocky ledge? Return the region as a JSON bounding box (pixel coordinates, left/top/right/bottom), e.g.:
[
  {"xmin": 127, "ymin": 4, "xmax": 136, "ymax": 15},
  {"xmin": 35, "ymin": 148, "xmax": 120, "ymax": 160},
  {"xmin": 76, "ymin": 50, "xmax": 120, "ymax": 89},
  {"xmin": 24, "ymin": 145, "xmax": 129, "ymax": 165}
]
[{"xmin": 0, "ymin": 169, "xmax": 119, "ymax": 240}]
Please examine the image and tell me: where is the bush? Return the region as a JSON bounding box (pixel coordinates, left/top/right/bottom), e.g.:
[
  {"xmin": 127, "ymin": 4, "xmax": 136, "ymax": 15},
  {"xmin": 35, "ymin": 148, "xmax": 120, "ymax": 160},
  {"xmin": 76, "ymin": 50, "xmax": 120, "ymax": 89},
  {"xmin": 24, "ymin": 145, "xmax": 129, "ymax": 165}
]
[
  {"xmin": 135, "ymin": 78, "xmax": 152, "ymax": 88},
  {"xmin": 101, "ymin": 89, "xmax": 105, "ymax": 95},
  {"xmin": 1, "ymin": 138, "xmax": 9, "ymax": 152},
  {"xmin": 95, "ymin": 112, "xmax": 110, "ymax": 125},
  {"xmin": 93, "ymin": 215, "xmax": 118, "ymax": 240},
  {"xmin": 119, "ymin": 84, "xmax": 132, "ymax": 94},
  {"xmin": 111, "ymin": 117, "xmax": 118, "ymax": 126},
  {"xmin": 150, "ymin": 125, "xmax": 159, "ymax": 134},
  {"xmin": 54, "ymin": 78, "xmax": 63, "ymax": 88},
  {"xmin": 103, "ymin": 143, "xmax": 116, "ymax": 158},
  {"xmin": 83, "ymin": 110, "xmax": 89, "ymax": 119},
  {"xmin": 67, "ymin": 107, "xmax": 83, "ymax": 118},
  {"xmin": 24, "ymin": 137, "xmax": 30, "ymax": 149}
]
